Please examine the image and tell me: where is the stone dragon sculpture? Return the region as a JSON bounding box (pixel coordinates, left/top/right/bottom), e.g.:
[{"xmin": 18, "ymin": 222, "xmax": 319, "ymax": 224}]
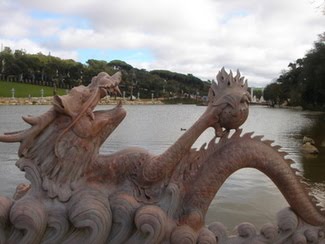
[{"xmin": 0, "ymin": 68, "xmax": 324, "ymax": 243}]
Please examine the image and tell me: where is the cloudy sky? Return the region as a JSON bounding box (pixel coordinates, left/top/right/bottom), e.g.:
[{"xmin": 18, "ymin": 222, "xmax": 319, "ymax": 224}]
[{"xmin": 0, "ymin": 0, "xmax": 324, "ymax": 87}]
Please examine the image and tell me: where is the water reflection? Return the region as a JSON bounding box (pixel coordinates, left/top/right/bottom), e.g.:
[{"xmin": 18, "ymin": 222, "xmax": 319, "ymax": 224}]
[
  {"xmin": 300, "ymin": 112, "xmax": 325, "ymax": 182},
  {"xmin": 299, "ymin": 112, "xmax": 325, "ymax": 210}
]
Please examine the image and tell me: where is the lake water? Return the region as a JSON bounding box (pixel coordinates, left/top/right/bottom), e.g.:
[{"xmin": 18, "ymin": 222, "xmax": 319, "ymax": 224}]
[{"xmin": 0, "ymin": 104, "xmax": 324, "ymax": 230}]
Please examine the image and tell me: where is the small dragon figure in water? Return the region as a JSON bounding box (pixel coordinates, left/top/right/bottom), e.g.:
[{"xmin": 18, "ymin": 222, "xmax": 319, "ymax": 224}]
[{"xmin": 0, "ymin": 68, "xmax": 324, "ymax": 244}]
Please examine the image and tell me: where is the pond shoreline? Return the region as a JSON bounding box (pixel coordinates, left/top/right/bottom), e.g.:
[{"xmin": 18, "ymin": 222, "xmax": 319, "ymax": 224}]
[{"xmin": 0, "ymin": 97, "xmax": 164, "ymax": 105}]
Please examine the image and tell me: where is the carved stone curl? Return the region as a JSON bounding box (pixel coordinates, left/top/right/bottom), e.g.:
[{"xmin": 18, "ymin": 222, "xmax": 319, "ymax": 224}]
[{"xmin": 0, "ymin": 68, "xmax": 324, "ymax": 243}]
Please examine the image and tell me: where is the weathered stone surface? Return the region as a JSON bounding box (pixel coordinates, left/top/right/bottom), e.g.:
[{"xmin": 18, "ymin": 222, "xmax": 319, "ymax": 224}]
[{"xmin": 0, "ymin": 68, "xmax": 324, "ymax": 243}]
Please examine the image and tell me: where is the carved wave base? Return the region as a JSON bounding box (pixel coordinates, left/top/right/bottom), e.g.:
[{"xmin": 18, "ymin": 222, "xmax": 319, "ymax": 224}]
[{"xmin": 0, "ymin": 190, "xmax": 324, "ymax": 244}]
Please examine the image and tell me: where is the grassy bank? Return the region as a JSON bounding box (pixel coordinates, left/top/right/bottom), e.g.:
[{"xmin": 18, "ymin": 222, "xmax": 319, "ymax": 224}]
[
  {"xmin": 161, "ymin": 98, "xmax": 202, "ymax": 105},
  {"xmin": 0, "ymin": 81, "xmax": 66, "ymax": 97}
]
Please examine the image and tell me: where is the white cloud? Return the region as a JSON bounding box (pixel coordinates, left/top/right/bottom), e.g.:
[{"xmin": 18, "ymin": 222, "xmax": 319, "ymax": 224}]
[
  {"xmin": 0, "ymin": 0, "xmax": 324, "ymax": 86},
  {"xmin": 0, "ymin": 38, "xmax": 78, "ymax": 61}
]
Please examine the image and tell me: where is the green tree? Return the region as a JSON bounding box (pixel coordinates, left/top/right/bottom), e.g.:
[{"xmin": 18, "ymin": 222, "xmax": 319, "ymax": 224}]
[
  {"xmin": 301, "ymin": 39, "xmax": 325, "ymax": 109},
  {"xmin": 266, "ymin": 33, "xmax": 325, "ymax": 110},
  {"xmin": 264, "ymin": 83, "xmax": 281, "ymax": 107},
  {"xmin": 0, "ymin": 46, "xmax": 209, "ymax": 98},
  {"xmin": 108, "ymin": 60, "xmax": 133, "ymax": 71}
]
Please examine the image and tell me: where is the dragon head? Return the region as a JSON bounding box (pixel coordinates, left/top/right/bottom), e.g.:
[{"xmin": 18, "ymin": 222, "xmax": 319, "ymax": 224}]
[
  {"xmin": 0, "ymin": 71, "xmax": 126, "ymax": 158},
  {"xmin": 208, "ymin": 68, "xmax": 251, "ymax": 133},
  {"xmin": 52, "ymin": 71, "xmax": 122, "ymax": 120},
  {"xmin": 52, "ymin": 71, "xmax": 126, "ymax": 157}
]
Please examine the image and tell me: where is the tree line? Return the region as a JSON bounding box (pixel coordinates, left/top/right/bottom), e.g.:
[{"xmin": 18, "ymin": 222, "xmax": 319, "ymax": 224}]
[
  {"xmin": 264, "ymin": 33, "xmax": 325, "ymax": 110},
  {"xmin": 0, "ymin": 47, "xmax": 210, "ymax": 99}
]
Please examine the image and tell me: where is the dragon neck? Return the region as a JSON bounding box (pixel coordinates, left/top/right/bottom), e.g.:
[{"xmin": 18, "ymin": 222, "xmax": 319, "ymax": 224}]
[{"xmin": 143, "ymin": 108, "xmax": 217, "ymax": 182}]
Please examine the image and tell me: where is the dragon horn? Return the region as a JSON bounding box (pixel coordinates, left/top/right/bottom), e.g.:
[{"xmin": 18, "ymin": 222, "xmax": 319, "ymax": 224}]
[{"xmin": 0, "ymin": 131, "xmax": 25, "ymax": 142}]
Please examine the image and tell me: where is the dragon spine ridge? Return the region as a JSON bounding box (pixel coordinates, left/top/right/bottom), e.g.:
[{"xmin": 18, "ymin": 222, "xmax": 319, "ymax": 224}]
[{"xmin": 205, "ymin": 130, "xmax": 324, "ymax": 213}]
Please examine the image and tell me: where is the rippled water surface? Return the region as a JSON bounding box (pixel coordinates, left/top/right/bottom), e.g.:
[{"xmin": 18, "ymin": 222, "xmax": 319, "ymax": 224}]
[{"xmin": 0, "ymin": 104, "xmax": 324, "ymax": 229}]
